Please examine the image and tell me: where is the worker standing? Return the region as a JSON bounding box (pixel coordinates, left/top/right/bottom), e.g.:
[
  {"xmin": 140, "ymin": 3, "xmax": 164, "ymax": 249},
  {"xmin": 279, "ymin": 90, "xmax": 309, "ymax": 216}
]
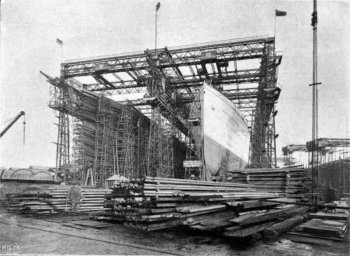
[{"xmin": 66, "ymin": 183, "xmax": 83, "ymax": 213}]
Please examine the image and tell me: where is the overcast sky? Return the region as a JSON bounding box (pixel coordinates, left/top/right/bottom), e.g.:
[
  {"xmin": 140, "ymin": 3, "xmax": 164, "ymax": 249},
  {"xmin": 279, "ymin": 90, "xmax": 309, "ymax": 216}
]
[{"xmin": 0, "ymin": 0, "xmax": 349, "ymax": 168}]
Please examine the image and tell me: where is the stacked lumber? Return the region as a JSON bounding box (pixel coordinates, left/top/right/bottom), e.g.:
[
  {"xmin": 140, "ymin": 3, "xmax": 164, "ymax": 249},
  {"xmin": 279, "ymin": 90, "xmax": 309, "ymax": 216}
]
[
  {"xmin": 102, "ymin": 176, "xmax": 308, "ymax": 237},
  {"xmin": 223, "ymin": 205, "xmax": 309, "ymax": 238},
  {"xmin": 226, "ymin": 167, "xmax": 312, "ymax": 202},
  {"xmin": 287, "ymin": 218, "xmax": 349, "ymax": 242},
  {"xmin": 4, "ymin": 188, "xmax": 111, "ymax": 214},
  {"xmin": 286, "ymin": 197, "xmax": 350, "ymax": 244}
]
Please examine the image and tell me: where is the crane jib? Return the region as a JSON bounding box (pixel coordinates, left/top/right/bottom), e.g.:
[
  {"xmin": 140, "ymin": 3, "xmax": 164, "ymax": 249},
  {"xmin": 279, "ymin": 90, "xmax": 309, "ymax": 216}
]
[{"xmin": 0, "ymin": 111, "xmax": 26, "ymax": 145}]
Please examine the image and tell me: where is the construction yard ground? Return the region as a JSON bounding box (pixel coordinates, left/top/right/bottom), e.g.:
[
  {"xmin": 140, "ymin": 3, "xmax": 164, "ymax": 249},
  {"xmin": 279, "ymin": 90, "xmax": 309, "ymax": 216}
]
[{"xmin": 0, "ymin": 211, "xmax": 348, "ymax": 256}]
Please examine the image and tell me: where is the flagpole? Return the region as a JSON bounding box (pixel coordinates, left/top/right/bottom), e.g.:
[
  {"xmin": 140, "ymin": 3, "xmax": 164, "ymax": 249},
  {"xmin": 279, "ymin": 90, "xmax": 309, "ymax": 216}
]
[
  {"xmin": 311, "ymin": 0, "xmax": 319, "ymax": 205},
  {"xmin": 155, "ymin": 2, "xmax": 161, "ymax": 59},
  {"xmin": 274, "ymin": 12, "xmax": 277, "ymax": 37},
  {"xmin": 155, "ymin": 4, "xmax": 158, "ymax": 58},
  {"xmin": 60, "ymin": 42, "xmax": 63, "ymax": 66},
  {"xmin": 274, "ymin": 10, "xmax": 287, "ymax": 51},
  {"xmin": 59, "ymin": 41, "xmax": 63, "ymax": 78},
  {"xmin": 56, "ymin": 38, "xmax": 63, "ymax": 74}
]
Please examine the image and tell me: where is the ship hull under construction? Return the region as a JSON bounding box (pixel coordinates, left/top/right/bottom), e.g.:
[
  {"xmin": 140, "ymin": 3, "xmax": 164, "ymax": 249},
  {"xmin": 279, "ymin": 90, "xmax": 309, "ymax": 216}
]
[{"xmin": 192, "ymin": 83, "xmax": 250, "ymax": 179}]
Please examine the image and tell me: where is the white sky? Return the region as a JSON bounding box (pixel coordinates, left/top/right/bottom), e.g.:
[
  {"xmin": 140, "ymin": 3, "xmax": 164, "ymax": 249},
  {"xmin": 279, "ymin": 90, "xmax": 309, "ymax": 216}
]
[{"xmin": 0, "ymin": 0, "xmax": 349, "ymax": 168}]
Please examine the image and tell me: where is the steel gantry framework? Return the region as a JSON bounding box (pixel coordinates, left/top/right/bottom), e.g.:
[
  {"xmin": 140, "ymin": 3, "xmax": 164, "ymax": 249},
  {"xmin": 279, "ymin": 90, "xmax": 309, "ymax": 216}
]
[{"xmin": 55, "ymin": 36, "xmax": 282, "ymax": 174}]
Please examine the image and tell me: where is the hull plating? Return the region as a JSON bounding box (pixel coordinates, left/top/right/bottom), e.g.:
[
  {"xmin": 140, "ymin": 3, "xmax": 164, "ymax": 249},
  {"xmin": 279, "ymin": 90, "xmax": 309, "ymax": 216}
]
[{"xmin": 192, "ymin": 83, "xmax": 250, "ymax": 178}]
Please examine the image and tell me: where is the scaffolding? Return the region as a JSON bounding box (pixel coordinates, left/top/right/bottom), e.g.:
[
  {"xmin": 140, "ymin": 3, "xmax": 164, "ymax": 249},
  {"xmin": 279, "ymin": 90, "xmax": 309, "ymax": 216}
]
[
  {"xmin": 301, "ymin": 138, "xmax": 350, "ymax": 201},
  {"xmin": 70, "ymin": 84, "xmax": 89, "ymax": 185},
  {"xmin": 282, "ymin": 144, "xmax": 308, "ymax": 167},
  {"xmin": 116, "ymin": 105, "xmax": 136, "ymax": 178},
  {"xmin": 93, "ymin": 95, "xmax": 115, "ymax": 186},
  {"xmin": 71, "ymin": 117, "xmax": 84, "ymax": 184},
  {"xmin": 147, "ymin": 106, "xmax": 174, "ymax": 178},
  {"xmin": 56, "ymin": 112, "xmax": 70, "ymax": 182}
]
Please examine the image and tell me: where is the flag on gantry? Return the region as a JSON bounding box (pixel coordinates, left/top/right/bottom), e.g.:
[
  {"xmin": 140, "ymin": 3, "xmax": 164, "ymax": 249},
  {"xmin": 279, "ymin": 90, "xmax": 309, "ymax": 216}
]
[
  {"xmin": 56, "ymin": 38, "xmax": 63, "ymax": 45},
  {"xmin": 275, "ymin": 9, "xmax": 287, "ymax": 16}
]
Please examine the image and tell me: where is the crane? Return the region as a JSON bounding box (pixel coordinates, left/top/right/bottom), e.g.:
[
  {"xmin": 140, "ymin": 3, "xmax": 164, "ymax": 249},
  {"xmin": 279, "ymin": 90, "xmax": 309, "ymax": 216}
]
[{"xmin": 0, "ymin": 111, "xmax": 26, "ymax": 144}]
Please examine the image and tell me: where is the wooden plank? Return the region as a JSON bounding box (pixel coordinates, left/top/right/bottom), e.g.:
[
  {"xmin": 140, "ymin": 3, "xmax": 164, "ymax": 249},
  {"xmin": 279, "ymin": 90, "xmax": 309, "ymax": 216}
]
[
  {"xmin": 70, "ymin": 220, "xmax": 111, "ymax": 229},
  {"xmin": 223, "ymin": 221, "xmax": 276, "ymax": 238},
  {"xmin": 284, "ymin": 234, "xmax": 334, "ymax": 246},
  {"xmin": 179, "ymin": 208, "xmax": 228, "ymax": 218},
  {"xmin": 149, "ymin": 202, "xmax": 179, "ymax": 208},
  {"xmin": 184, "ymin": 210, "xmax": 236, "ymax": 226},
  {"xmin": 229, "ymin": 206, "xmax": 308, "ymax": 225},
  {"xmin": 136, "ymin": 207, "xmax": 176, "ymax": 214},
  {"xmin": 144, "ymin": 176, "xmax": 253, "ymax": 187},
  {"xmin": 143, "ymin": 184, "xmax": 248, "ymax": 191},
  {"xmin": 132, "ymin": 219, "xmax": 184, "ymax": 231},
  {"xmin": 226, "ymin": 200, "xmax": 280, "ymax": 210},
  {"xmin": 308, "ymin": 212, "xmax": 349, "ymax": 220},
  {"xmin": 230, "ymin": 177, "xmax": 307, "ymax": 181},
  {"xmin": 176, "ymin": 204, "xmax": 226, "ymax": 213},
  {"xmin": 286, "ymin": 231, "xmax": 345, "ymax": 242}
]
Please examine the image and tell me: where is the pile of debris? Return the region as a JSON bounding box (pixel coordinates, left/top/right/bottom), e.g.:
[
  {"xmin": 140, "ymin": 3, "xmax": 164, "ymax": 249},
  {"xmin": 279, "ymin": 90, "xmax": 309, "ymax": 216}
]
[
  {"xmin": 100, "ymin": 176, "xmax": 309, "ymax": 238},
  {"xmin": 3, "ymin": 187, "xmax": 110, "ymax": 214},
  {"xmin": 226, "ymin": 167, "xmax": 312, "ymax": 202}
]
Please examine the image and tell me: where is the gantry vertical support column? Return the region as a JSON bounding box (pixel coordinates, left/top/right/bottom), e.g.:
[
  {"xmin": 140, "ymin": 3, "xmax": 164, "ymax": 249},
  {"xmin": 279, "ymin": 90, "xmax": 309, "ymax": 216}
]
[
  {"xmin": 184, "ymin": 91, "xmax": 202, "ymax": 179},
  {"xmin": 250, "ymin": 40, "xmax": 279, "ymax": 168},
  {"xmin": 56, "ymin": 111, "xmax": 70, "ymax": 182},
  {"xmin": 48, "ymin": 78, "xmax": 72, "ymax": 182},
  {"xmin": 71, "ymin": 89, "xmax": 85, "ymax": 185}
]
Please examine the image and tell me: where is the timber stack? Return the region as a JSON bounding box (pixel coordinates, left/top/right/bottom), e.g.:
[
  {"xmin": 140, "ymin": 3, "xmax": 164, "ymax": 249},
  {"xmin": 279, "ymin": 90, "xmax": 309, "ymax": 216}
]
[
  {"xmin": 101, "ymin": 176, "xmax": 309, "ymax": 238},
  {"xmin": 285, "ymin": 197, "xmax": 350, "ymax": 244},
  {"xmin": 226, "ymin": 167, "xmax": 312, "ymax": 202},
  {"xmin": 3, "ymin": 188, "xmax": 111, "ymax": 214}
]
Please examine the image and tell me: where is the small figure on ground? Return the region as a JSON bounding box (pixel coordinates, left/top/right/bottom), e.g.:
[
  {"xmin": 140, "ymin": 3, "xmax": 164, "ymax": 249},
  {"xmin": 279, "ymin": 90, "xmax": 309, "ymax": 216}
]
[{"xmin": 66, "ymin": 182, "xmax": 83, "ymax": 213}]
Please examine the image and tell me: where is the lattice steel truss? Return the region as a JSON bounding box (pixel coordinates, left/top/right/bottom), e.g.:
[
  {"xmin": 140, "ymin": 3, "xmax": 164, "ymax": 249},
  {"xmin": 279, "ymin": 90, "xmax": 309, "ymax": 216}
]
[
  {"xmin": 60, "ymin": 36, "xmax": 282, "ymax": 168},
  {"xmin": 184, "ymin": 92, "xmax": 202, "ymax": 179},
  {"xmin": 44, "ymin": 36, "xmax": 282, "ymax": 183},
  {"xmin": 46, "ymin": 74, "xmax": 71, "ymax": 181},
  {"xmin": 249, "ymin": 43, "xmax": 280, "ymax": 167}
]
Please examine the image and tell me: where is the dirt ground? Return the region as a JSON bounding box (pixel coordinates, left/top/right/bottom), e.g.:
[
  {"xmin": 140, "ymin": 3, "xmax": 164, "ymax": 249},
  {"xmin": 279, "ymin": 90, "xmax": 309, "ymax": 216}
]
[{"xmin": 0, "ymin": 210, "xmax": 349, "ymax": 256}]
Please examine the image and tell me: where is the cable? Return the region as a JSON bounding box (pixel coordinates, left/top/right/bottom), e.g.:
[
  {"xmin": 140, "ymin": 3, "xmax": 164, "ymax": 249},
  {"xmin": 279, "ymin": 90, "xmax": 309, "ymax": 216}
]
[
  {"xmin": 1, "ymin": 116, "xmax": 16, "ymax": 126},
  {"xmin": 23, "ymin": 114, "xmax": 26, "ymax": 145}
]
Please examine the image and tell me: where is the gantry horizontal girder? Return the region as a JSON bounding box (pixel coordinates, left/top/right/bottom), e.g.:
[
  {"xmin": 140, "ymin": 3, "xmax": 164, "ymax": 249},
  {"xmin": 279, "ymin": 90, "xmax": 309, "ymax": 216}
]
[
  {"xmin": 56, "ymin": 36, "xmax": 282, "ymax": 168},
  {"xmin": 60, "ymin": 36, "xmax": 281, "ymax": 121},
  {"xmin": 62, "ymin": 37, "xmax": 275, "ymax": 79},
  {"xmin": 60, "ymin": 36, "xmax": 281, "ymax": 117},
  {"xmin": 82, "ymin": 68, "xmax": 261, "ymax": 93}
]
